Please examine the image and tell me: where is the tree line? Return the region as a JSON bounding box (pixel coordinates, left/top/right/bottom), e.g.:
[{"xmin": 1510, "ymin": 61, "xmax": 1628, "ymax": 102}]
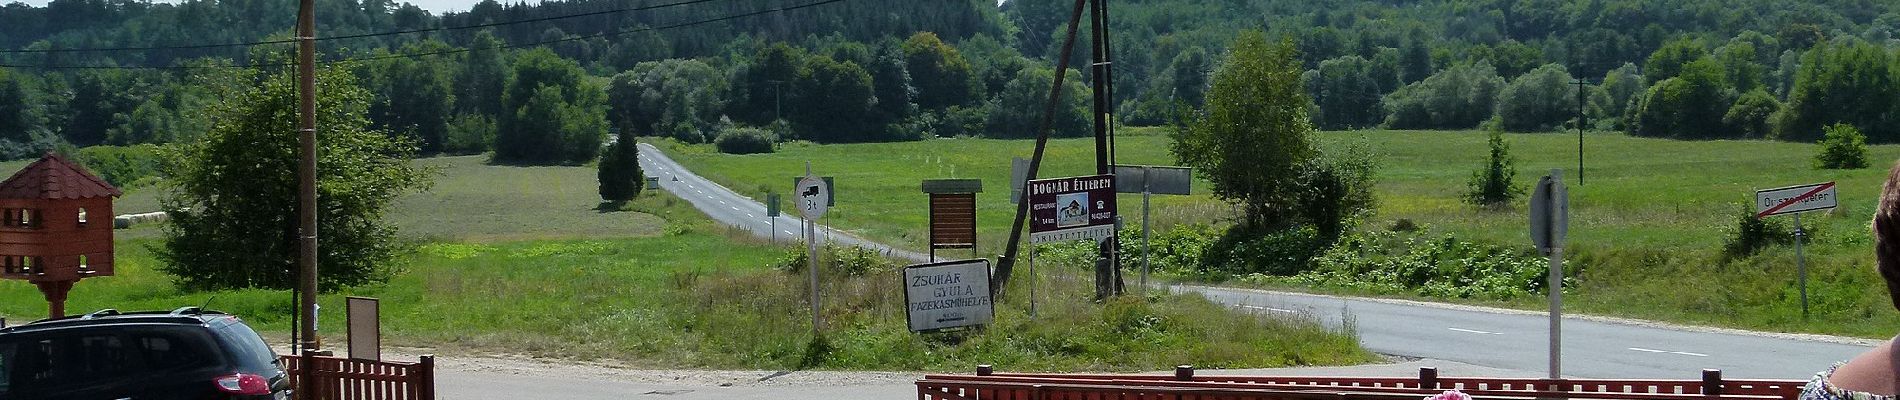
[{"xmin": 5, "ymin": 0, "xmax": 1900, "ymax": 166}]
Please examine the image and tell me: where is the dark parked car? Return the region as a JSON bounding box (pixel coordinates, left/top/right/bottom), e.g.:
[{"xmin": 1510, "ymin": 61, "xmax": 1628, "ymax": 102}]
[{"xmin": 0, "ymin": 307, "xmax": 290, "ymax": 399}]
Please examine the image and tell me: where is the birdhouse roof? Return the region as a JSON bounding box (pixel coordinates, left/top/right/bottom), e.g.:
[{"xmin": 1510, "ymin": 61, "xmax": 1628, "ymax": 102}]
[{"xmin": 0, "ymin": 153, "xmax": 123, "ymax": 200}]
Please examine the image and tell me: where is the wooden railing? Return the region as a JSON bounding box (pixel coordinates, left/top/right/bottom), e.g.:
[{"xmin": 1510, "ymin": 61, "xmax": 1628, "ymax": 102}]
[
  {"xmin": 921, "ymin": 366, "xmax": 1806, "ymax": 400},
  {"xmin": 282, "ymin": 354, "xmax": 435, "ymax": 400}
]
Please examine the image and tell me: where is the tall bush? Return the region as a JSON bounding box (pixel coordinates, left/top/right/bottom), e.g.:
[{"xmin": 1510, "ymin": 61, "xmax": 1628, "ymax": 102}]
[
  {"xmin": 1463, "ymin": 130, "xmax": 1521, "ymax": 206},
  {"xmin": 1814, "ymin": 123, "xmax": 1869, "ymax": 169}
]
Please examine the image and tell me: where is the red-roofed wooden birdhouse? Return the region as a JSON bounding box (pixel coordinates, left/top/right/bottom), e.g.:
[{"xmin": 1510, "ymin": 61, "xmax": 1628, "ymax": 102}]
[{"xmin": 0, "ymin": 152, "xmax": 120, "ymax": 318}]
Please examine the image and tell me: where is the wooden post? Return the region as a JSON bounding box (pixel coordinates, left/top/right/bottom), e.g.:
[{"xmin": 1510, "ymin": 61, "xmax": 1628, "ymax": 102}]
[
  {"xmin": 1419, "ymin": 367, "xmax": 1438, "ymax": 390},
  {"xmin": 420, "ymin": 355, "xmax": 437, "ymax": 400},
  {"xmin": 1702, "ymin": 369, "xmax": 1723, "ymax": 396},
  {"xmin": 977, "ymin": 364, "xmax": 993, "ymax": 376},
  {"xmin": 1175, "ymin": 365, "xmax": 1195, "ymax": 381},
  {"xmin": 34, "ymin": 280, "xmax": 72, "ymax": 318}
]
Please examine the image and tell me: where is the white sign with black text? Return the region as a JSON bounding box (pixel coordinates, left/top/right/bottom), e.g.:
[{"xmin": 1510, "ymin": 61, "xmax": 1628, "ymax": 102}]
[{"xmin": 903, "ymin": 259, "xmax": 994, "ymax": 332}]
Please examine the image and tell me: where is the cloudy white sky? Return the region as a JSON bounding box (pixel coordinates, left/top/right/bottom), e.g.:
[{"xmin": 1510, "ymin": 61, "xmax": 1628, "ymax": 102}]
[{"xmin": 7, "ymin": 0, "xmax": 1008, "ymax": 15}]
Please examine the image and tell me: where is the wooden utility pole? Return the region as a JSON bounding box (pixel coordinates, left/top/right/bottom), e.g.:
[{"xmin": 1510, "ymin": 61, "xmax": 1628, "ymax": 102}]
[
  {"xmin": 295, "ymin": 0, "xmax": 320, "ymax": 358},
  {"xmin": 1088, "ymin": 0, "xmax": 1122, "ymax": 298},
  {"xmin": 992, "ymin": 0, "xmax": 1090, "ymax": 296}
]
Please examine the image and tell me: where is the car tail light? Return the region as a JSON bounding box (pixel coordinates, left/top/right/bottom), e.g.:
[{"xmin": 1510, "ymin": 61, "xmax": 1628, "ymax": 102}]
[{"xmin": 214, "ymin": 373, "xmax": 271, "ymax": 395}]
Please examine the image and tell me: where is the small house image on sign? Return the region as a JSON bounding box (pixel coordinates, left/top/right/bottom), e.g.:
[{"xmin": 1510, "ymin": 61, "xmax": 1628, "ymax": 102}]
[{"xmin": 1057, "ymin": 192, "xmax": 1089, "ymax": 228}]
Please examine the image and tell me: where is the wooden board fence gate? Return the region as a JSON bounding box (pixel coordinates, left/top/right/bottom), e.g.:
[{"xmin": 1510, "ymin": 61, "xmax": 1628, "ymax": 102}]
[
  {"xmin": 919, "ymin": 366, "xmax": 1804, "ymax": 400},
  {"xmin": 282, "ymin": 354, "xmax": 435, "ymax": 400}
]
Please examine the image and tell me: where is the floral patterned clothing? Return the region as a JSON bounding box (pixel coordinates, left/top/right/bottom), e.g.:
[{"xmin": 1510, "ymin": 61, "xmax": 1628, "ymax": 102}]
[{"xmin": 1804, "ymin": 362, "xmax": 1895, "ymax": 400}]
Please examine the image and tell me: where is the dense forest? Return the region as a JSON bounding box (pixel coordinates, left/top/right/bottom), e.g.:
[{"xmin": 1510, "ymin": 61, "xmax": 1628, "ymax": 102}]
[{"xmin": 2, "ymin": 0, "xmax": 1900, "ymax": 166}]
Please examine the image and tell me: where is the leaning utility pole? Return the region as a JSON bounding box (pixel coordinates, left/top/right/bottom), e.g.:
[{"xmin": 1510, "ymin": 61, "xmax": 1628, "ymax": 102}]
[
  {"xmin": 992, "ymin": 0, "xmax": 1090, "ymax": 297},
  {"xmin": 295, "ymin": 0, "xmax": 320, "ymax": 359}
]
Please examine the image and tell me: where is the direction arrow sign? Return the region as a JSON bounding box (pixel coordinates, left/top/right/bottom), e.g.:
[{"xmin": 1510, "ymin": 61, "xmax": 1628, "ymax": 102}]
[{"xmin": 1756, "ymin": 182, "xmax": 1837, "ymax": 218}]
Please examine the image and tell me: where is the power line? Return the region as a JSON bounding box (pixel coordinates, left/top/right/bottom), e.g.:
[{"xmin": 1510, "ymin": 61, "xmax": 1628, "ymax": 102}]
[
  {"xmin": 0, "ymin": 0, "xmax": 730, "ymax": 54},
  {"xmin": 0, "ymin": 0, "xmax": 845, "ymax": 70}
]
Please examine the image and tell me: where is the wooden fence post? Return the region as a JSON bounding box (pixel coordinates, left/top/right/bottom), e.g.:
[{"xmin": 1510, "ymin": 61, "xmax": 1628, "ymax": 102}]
[
  {"xmin": 419, "ymin": 355, "xmax": 436, "ymax": 400},
  {"xmin": 1703, "ymin": 369, "xmax": 1723, "ymax": 396}
]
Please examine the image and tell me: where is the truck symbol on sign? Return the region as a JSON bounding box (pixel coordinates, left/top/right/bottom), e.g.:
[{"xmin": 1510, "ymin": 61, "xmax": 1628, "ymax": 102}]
[{"xmin": 803, "ymin": 186, "xmax": 820, "ymax": 197}]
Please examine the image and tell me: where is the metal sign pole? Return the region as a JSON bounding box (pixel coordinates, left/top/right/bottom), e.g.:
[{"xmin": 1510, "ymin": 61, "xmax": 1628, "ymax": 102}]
[
  {"xmin": 1140, "ymin": 169, "xmax": 1152, "ymax": 294},
  {"xmin": 1796, "ymin": 212, "xmax": 1808, "ymax": 320},
  {"xmin": 1546, "ymin": 169, "xmax": 1564, "ymax": 380},
  {"xmin": 1028, "ymin": 245, "xmax": 1037, "ymax": 319}
]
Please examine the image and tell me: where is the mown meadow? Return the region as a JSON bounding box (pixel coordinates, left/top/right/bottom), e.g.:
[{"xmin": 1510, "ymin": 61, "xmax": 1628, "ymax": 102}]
[
  {"xmin": 0, "ymin": 154, "xmax": 1372, "ymax": 371},
  {"xmin": 664, "ymin": 128, "xmax": 1900, "ymax": 338}
]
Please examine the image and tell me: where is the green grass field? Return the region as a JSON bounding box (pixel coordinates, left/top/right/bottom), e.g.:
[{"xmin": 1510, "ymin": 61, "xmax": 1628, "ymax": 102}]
[
  {"xmin": 662, "ymin": 128, "xmax": 1900, "ymax": 338},
  {"xmin": 0, "ymin": 153, "xmax": 1371, "ymax": 371}
]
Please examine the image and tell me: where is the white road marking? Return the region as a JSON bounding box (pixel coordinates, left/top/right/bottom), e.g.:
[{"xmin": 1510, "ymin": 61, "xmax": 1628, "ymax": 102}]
[
  {"xmin": 1627, "ymin": 347, "xmax": 1709, "ymax": 357},
  {"xmin": 1447, "ymin": 327, "xmax": 1502, "ymax": 335},
  {"xmin": 1235, "ymin": 304, "xmax": 1297, "ymax": 313}
]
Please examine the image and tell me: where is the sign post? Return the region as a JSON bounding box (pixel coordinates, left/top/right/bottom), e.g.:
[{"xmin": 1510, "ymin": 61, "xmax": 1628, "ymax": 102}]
[
  {"xmin": 1755, "ymin": 181, "xmax": 1837, "ymax": 319},
  {"xmin": 1114, "ymin": 165, "xmax": 1192, "ymax": 293},
  {"xmin": 767, "ymin": 193, "xmax": 780, "ymax": 244},
  {"xmin": 1530, "ymin": 169, "xmax": 1568, "ymax": 380},
  {"xmin": 796, "ymin": 163, "xmax": 830, "ymax": 336},
  {"xmin": 903, "ymin": 259, "xmax": 995, "ymax": 332}
]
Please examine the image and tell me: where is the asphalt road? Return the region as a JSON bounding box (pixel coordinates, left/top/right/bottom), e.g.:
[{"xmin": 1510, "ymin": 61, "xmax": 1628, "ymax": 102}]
[{"xmin": 637, "ymin": 143, "xmax": 1870, "ymax": 380}]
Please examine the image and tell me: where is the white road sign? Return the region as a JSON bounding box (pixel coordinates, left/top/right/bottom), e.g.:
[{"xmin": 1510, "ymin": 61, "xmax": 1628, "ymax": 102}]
[
  {"xmin": 797, "ymin": 174, "xmax": 830, "ymax": 220},
  {"xmin": 1755, "ymin": 182, "xmax": 1837, "ymax": 218},
  {"xmin": 903, "ymin": 259, "xmax": 994, "ymax": 332}
]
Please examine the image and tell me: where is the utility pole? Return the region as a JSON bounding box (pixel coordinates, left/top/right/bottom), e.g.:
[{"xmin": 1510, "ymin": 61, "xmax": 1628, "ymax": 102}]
[
  {"xmin": 295, "ymin": 0, "xmax": 322, "ymax": 393},
  {"xmin": 768, "ymin": 80, "xmax": 785, "ymax": 122},
  {"xmin": 992, "ymin": 0, "xmax": 1090, "ymax": 297},
  {"xmin": 1571, "ymin": 78, "xmax": 1587, "ymax": 186},
  {"xmin": 1088, "ymin": 0, "xmax": 1121, "ymax": 298}
]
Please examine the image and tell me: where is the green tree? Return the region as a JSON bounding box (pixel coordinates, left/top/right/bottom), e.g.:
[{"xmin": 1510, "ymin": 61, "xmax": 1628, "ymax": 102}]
[
  {"xmin": 1383, "ymin": 62, "xmax": 1506, "ymax": 129},
  {"xmin": 365, "ymin": 40, "xmax": 457, "ymax": 154},
  {"xmin": 731, "ymin": 43, "xmax": 806, "ymax": 125},
  {"xmin": 1399, "ymin": 33, "xmax": 1433, "ymax": 84},
  {"xmin": 1631, "ymin": 58, "xmax": 1731, "ymax": 139},
  {"xmin": 1170, "ymin": 46, "xmax": 1210, "ymax": 107},
  {"xmin": 1464, "ymin": 129, "xmax": 1522, "ymax": 206},
  {"xmin": 1170, "ymin": 31, "xmax": 1314, "ymax": 229},
  {"xmin": 1713, "ymin": 41, "xmax": 1764, "ymax": 92},
  {"xmin": 790, "ymin": 57, "xmax": 881, "ymax": 142},
  {"xmin": 903, "ymin": 32, "xmax": 977, "ymax": 111},
  {"xmin": 494, "ymin": 48, "xmax": 607, "ymax": 165},
  {"xmin": 597, "ymin": 131, "xmax": 642, "ymax": 202},
  {"xmin": 156, "ymin": 65, "xmax": 432, "ymax": 291},
  {"xmin": 986, "ymin": 66, "xmax": 1090, "ymax": 138},
  {"xmin": 1723, "ymin": 89, "xmax": 1779, "ymax": 138},
  {"xmin": 866, "ymin": 39, "xmax": 916, "ymax": 127},
  {"xmin": 1815, "ymin": 123, "xmax": 1869, "ymax": 169},
  {"xmin": 1644, "ymin": 38, "xmax": 1709, "ymax": 84},
  {"xmin": 1776, "ymin": 39, "xmax": 1898, "ymax": 142},
  {"xmin": 0, "ymin": 68, "xmax": 41, "ymax": 142},
  {"xmin": 608, "ymin": 58, "xmax": 726, "ymax": 143},
  {"xmin": 1495, "ymin": 63, "xmax": 1577, "ymax": 132},
  {"xmin": 456, "ymin": 30, "xmax": 511, "ymax": 117},
  {"xmin": 1307, "ymin": 55, "xmax": 1383, "ymax": 130},
  {"xmin": 1598, "ymin": 63, "xmax": 1645, "ymax": 129}
]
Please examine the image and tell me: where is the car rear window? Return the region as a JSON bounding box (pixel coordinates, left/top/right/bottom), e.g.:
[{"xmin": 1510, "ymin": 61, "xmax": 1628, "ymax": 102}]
[{"xmin": 212, "ymin": 319, "xmax": 280, "ymax": 373}]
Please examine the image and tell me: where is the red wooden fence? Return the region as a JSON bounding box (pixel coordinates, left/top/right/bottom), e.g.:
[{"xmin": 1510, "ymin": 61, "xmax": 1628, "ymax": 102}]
[
  {"xmin": 921, "ymin": 367, "xmax": 1806, "ymax": 400},
  {"xmin": 282, "ymin": 354, "xmax": 435, "ymax": 400}
]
